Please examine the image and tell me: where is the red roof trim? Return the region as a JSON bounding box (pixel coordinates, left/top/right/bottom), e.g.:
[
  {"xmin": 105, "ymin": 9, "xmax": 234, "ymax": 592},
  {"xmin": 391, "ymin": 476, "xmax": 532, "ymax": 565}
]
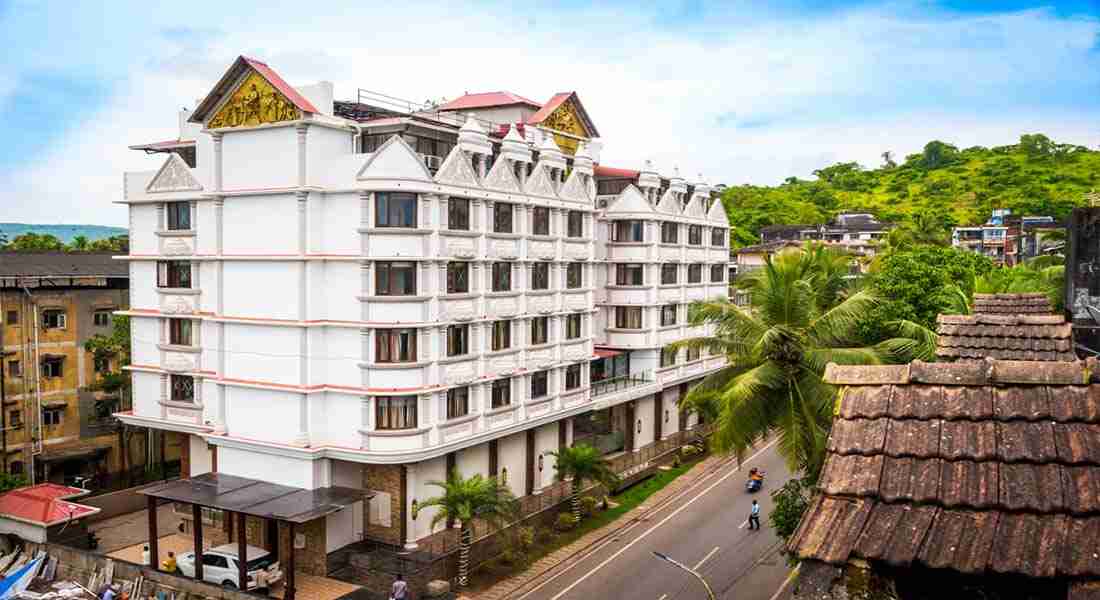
[
  {"xmin": 438, "ymin": 91, "xmax": 541, "ymax": 111},
  {"xmin": 189, "ymin": 55, "xmax": 318, "ymax": 124},
  {"xmin": 594, "ymin": 165, "xmax": 640, "ymax": 179},
  {"xmin": 241, "ymin": 56, "xmax": 319, "ymax": 114},
  {"xmin": 527, "ymin": 92, "xmax": 600, "ymax": 138}
]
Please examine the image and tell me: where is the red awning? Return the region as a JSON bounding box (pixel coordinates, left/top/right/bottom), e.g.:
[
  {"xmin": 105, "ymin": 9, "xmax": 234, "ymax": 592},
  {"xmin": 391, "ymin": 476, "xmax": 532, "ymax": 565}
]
[{"xmin": 593, "ymin": 349, "xmax": 622, "ymax": 359}]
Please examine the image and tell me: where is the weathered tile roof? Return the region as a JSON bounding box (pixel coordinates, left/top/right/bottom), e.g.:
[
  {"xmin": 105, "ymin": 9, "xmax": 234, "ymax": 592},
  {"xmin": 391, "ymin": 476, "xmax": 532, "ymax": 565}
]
[
  {"xmin": 935, "ymin": 313, "xmax": 1075, "ymax": 362},
  {"xmin": 789, "ymin": 359, "xmax": 1100, "ymax": 586},
  {"xmin": 972, "ymin": 293, "xmax": 1053, "ymax": 315}
]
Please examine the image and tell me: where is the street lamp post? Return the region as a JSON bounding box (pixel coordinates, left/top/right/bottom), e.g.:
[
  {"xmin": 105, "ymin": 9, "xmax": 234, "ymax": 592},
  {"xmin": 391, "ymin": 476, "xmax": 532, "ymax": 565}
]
[{"xmin": 652, "ymin": 551, "xmax": 717, "ymax": 600}]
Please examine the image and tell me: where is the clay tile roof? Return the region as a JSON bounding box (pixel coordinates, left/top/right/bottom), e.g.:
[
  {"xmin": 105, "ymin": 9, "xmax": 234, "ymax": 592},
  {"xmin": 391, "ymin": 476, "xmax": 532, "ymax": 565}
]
[
  {"xmin": 972, "ymin": 293, "xmax": 1054, "ymax": 315},
  {"xmin": 790, "ymin": 358, "xmax": 1100, "ymax": 590},
  {"xmin": 0, "ymin": 483, "xmax": 98, "ymax": 526},
  {"xmin": 935, "ymin": 311, "xmax": 1075, "ymax": 362},
  {"xmin": 436, "ymin": 91, "xmax": 541, "ymax": 111}
]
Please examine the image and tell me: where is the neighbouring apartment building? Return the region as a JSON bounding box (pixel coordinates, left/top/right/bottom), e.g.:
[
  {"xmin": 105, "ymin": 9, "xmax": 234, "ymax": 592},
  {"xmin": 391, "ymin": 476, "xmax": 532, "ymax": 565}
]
[
  {"xmin": 951, "ymin": 209, "xmax": 1060, "ymax": 266},
  {"xmin": 0, "ymin": 252, "xmax": 130, "ymax": 484},
  {"xmin": 759, "ymin": 213, "xmax": 892, "ymax": 259},
  {"xmin": 117, "ymin": 56, "xmax": 732, "ymax": 562}
]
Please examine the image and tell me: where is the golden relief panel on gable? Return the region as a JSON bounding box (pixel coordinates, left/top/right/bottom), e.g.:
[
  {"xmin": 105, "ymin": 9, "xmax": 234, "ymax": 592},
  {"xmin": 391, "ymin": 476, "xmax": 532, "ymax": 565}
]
[
  {"xmin": 541, "ymin": 99, "xmax": 588, "ymax": 155},
  {"xmin": 208, "ymin": 71, "xmax": 300, "ymax": 129}
]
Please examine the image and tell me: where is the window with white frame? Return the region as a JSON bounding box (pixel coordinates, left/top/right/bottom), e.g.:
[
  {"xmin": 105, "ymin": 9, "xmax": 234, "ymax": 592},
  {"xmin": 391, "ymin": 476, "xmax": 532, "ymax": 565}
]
[
  {"xmin": 491, "ymin": 320, "xmax": 512, "ymax": 351},
  {"xmin": 166, "ymin": 202, "xmax": 191, "ymax": 230},
  {"xmin": 491, "ymin": 378, "xmax": 511, "ymax": 408},
  {"xmin": 530, "ymin": 317, "xmax": 549, "ymax": 345},
  {"xmin": 376, "ymin": 396, "xmax": 418, "ymax": 430},
  {"xmin": 566, "ymin": 263, "xmax": 583, "ymax": 289},
  {"xmin": 446, "ymin": 387, "xmax": 469, "ymax": 419},
  {"xmin": 170, "ymin": 374, "xmax": 194, "ymax": 402},
  {"xmin": 530, "ymin": 371, "xmax": 549, "ymax": 398},
  {"xmin": 661, "ymin": 304, "xmax": 678, "ymax": 326},
  {"xmin": 565, "ymin": 314, "xmax": 582, "ymax": 339},
  {"xmin": 41, "ymin": 310, "xmax": 66, "ymax": 329},
  {"xmin": 614, "ymin": 307, "xmax": 643, "ymax": 329},
  {"xmin": 375, "ymin": 192, "xmax": 417, "ymax": 228}
]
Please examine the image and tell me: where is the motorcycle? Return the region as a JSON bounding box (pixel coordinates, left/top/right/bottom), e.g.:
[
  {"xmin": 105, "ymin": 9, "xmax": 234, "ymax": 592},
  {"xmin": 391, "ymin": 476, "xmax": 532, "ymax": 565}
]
[{"xmin": 746, "ymin": 470, "xmax": 765, "ymax": 493}]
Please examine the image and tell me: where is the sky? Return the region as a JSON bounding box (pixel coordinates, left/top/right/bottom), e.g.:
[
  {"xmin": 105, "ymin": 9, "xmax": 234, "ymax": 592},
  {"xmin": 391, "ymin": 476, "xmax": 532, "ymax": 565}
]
[{"xmin": 0, "ymin": 0, "xmax": 1098, "ymax": 226}]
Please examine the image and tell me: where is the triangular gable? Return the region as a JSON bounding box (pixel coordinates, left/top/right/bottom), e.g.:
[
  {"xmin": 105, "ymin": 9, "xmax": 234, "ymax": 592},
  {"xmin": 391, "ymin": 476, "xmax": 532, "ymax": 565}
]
[
  {"xmin": 656, "ymin": 189, "xmax": 681, "ymax": 216},
  {"xmin": 684, "ymin": 196, "xmax": 707, "ymax": 218},
  {"xmin": 707, "ymin": 197, "xmax": 730, "ymax": 226},
  {"xmin": 435, "ymin": 146, "xmax": 481, "ymax": 188},
  {"xmin": 558, "ymin": 170, "xmax": 589, "ymax": 202},
  {"xmin": 606, "ymin": 185, "xmax": 656, "ymax": 215},
  {"xmin": 357, "ymin": 135, "xmax": 432, "ymax": 180},
  {"xmin": 146, "ymin": 153, "xmax": 202, "ymax": 193},
  {"xmin": 191, "ymin": 56, "xmax": 318, "ymax": 128},
  {"xmin": 528, "ymin": 93, "xmax": 599, "ymax": 155},
  {"xmin": 524, "ymin": 165, "xmax": 556, "ymax": 198},
  {"xmin": 482, "ymin": 156, "xmax": 522, "ymax": 193}
]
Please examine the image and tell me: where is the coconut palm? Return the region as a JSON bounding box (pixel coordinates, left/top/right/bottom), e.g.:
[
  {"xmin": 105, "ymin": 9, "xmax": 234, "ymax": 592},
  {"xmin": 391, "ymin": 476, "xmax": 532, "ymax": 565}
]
[
  {"xmin": 943, "ymin": 257, "xmax": 1066, "ymax": 315},
  {"xmin": 417, "ymin": 470, "xmax": 517, "ymax": 587},
  {"xmin": 548, "ymin": 444, "xmax": 620, "ymax": 522},
  {"xmin": 674, "ymin": 247, "xmax": 934, "ymax": 480}
]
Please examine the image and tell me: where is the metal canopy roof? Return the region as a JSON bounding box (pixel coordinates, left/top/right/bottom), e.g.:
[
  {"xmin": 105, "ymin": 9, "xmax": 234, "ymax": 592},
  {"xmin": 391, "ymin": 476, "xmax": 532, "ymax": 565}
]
[{"xmin": 139, "ymin": 473, "xmax": 372, "ymax": 524}]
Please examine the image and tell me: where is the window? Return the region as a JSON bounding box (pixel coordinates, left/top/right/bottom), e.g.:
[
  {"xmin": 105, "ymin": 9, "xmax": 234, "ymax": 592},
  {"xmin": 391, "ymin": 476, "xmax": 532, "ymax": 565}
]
[
  {"xmin": 530, "ymin": 371, "xmax": 549, "ymax": 398},
  {"xmin": 446, "ymin": 387, "xmax": 469, "ymax": 420},
  {"xmin": 157, "ymin": 261, "xmax": 191, "ymax": 288},
  {"xmin": 8, "ymin": 461, "xmax": 22, "ymax": 475},
  {"xmin": 166, "ymin": 201, "xmax": 191, "ymax": 230},
  {"xmin": 447, "ymin": 262, "xmax": 470, "ymax": 294},
  {"xmin": 170, "ymin": 374, "xmax": 194, "ymax": 402},
  {"xmin": 565, "ymin": 364, "xmax": 582, "ymax": 390},
  {"xmin": 493, "ymin": 202, "xmax": 513, "ymax": 233},
  {"xmin": 376, "ymin": 396, "xmax": 418, "ymax": 430},
  {"xmin": 376, "ymin": 262, "xmax": 417, "ymax": 296},
  {"xmin": 687, "ymin": 346, "xmax": 701, "ymax": 361},
  {"xmin": 661, "ymin": 304, "xmax": 678, "ymax": 326},
  {"xmin": 448, "ymin": 198, "xmax": 470, "ymax": 231},
  {"xmin": 9, "ymin": 411, "xmax": 20, "ymax": 428},
  {"xmin": 201, "ymin": 554, "xmax": 229, "ymax": 569},
  {"xmin": 376, "ymin": 329, "xmax": 418, "ymax": 363},
  {"xmin": 613, "ymin": 220, "xmax": 644, "ymax": 242},
  {"xmin": 688, "ymin": 264, "xmax": 703, "ymax": 283},
  {"xmin": 616, "ymin": 264, "xmax": 644, "ymax": 286},
  {"xmin": 42, "ymin": 357, "xmax": 63, "ymax": 378},
  {"xmin": 93, "ymin": 310, "xmax": 111, "ymax": 327},
  {"xmin": 566, "ymin": 263, "xmax": 583, "ymax": 289},
  {"xmin": 661, "ymin": 346, "xmax": 678, "ymax": 367},
  {"xmin": 530, "ymin": 263, "xmax": 550, "ymax": 290},
  {"xmin": 614, "ymin": 307, "xmax": 643, "ymax": 329},
  {"xmin": 661, "ymin": 222, "xmax": 679, "ymax": 244},
  {"xmin": 491, "ymin": 379, "xmax": 512, "ymax": 408},
  {"xmin": 42, "ymin": 310, "xmax": 66, "ymax": 329},
  {"xmin": 7, "ymin": 360, "xmax": 20, "ymax": 378},
  {"xmin": 94, "ymin": 356, "xmax": 110, "ymax": 374},
  {"xmin": 447, "ymin": 325, "xmax": 469, "ymax": 357},
  {"xmin": 492, "ymin": 263, "xmax": 511, "ymax": 292},
  {"xmin": 166, "ymin": 319, "xmax": 191, "ymax": 346},
  {"xmin": 688, "ymin": 225, "xmax": 702, "ymax": 245},
  {"xmin": 712, "ymin": 228, "xmax": 726, "ymax": 247},
  {"xmin": 661, "ymin": 264, "xmax": 678, "ymax": 284},
  {"xmin": 532, "ymin": 206, "xmax": 550, "ymax": 236},
  {"xmin": 375, "ymin": 192, "xmax": 417, "ymax": 228},
  {"xmin": 5, "ymin": 310, "xmax": 17, "ymax": 325},
  {"xmin": 567, "ymin": 211, "xmax": 583, "ymax": 238},
  {"xmin": 491, "ymin": 320, "xmax": 512, "ymax": 351},
  {"xmin": 711, "ymin": 264, "xmax": 725, "ymax": 283},
  {"xmin": 43, "ymin": 409, "xmax": 62, "ymax": 427},
  {"xmin": 530, "ymin": 317, "xmax": 549, "ymax": 345},
  {"xmin": 565, "ymin": 314, "xmax": 582, "ymax": 339}
]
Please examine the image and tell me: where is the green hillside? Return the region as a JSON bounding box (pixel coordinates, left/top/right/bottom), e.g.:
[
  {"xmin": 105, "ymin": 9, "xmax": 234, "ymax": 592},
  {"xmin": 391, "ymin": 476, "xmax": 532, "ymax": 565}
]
[{"xmin": 721, "ymin": 134, "xmax": 1100, "ymax": 247}]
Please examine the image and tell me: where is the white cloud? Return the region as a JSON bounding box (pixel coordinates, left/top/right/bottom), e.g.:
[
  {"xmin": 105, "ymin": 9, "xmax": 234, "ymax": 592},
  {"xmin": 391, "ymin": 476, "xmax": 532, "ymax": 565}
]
[{"xmin": 3, "ymin": 1, "xmax": 1098, "ymax": 224}]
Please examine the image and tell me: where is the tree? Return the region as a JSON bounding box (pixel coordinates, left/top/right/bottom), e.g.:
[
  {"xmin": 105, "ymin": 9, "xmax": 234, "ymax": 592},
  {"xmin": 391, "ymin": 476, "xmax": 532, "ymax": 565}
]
[
  {"xmin": 417, "ymin": 470, "xmax": 517, "ymax": 587},
  {"xmin": 84, "ymin": 316, "xmax": 136, "ymax": 479},
  {"xmin": 911, "ymin": 140, "xmax": 961, "ymax": 171},
  {"xmin": 769, "ymin": 476, "xmax": 813, "ymax": 543},
  {"xmin": 87, "ymin": 235, "xmax": 129, "ymax": 253},
  {"xmin": 69, "ymin": 235, "xmax": 90, "ymax": 251},
  {"xmin": 674, "ymin": 247, "xmax": 934, "ymax": 479},
  {"xmin": 4, "ymin": 233, "xmax": 64, "ymax": 251},
  {"xmin": 548, "ymin": 444, "xmax": 619, "ymax": 522},
  {"xmin": 881, "ymin": 151, "xmax": 896, "ymax": 169}
]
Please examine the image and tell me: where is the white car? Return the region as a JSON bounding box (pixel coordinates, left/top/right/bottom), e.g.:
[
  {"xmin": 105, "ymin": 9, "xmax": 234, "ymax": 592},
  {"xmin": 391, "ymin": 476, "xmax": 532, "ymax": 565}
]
[{"xmin": 177, "ymin": 544, "xmax": 283, "ymax": 590}]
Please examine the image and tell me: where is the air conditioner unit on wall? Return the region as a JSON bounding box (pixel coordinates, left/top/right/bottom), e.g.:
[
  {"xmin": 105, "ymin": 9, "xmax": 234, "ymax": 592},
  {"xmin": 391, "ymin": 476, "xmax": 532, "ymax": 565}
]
[{"xmin": 422, "ymin": 155, "xmax": 443, "ymax": 171}]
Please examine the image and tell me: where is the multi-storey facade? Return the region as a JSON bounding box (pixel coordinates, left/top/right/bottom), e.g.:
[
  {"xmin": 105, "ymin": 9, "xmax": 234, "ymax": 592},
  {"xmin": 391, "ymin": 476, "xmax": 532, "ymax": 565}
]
[
  {"xmin": 760, "ymin": 212, "xmax": 892, "ymax": 260},
  {"xmin": 117, "ymin": 56, "xmax": 731, "ymax": 563}
]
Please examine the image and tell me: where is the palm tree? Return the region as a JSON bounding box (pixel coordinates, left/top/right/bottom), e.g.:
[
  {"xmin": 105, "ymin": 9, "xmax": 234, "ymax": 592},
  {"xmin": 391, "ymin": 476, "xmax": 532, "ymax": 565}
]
[
  {"xmin": 548, "ymin": 444, "xmax": 620, "ymax": 522},
  {"xmin": 943, "ymin": 257, "xmax": 1066, "ymax": 314},
  {"xmin": 417, "ymin": 470, "xmax": 517, "ymax": 587},
  {"xmin": 674, "ymin": 247, "xmax": 934, "ymax": 480},
  {"xmin": 70, "ymin": 235, "xmax": 90, "ymax": 251}
]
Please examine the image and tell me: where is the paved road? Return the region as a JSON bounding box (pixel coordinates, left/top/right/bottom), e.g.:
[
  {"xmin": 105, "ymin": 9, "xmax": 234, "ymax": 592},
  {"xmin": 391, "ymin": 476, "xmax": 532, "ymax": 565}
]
[{"xmin": 515, "ymin": 441, "xmax": 794, "ymax": 600}]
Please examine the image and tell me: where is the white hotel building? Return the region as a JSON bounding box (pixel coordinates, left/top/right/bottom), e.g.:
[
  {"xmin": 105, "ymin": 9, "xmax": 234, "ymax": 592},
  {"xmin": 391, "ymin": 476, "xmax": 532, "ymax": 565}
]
[{"xmin": 118, "ymin": 56, "xmax": 732, "ymax": 560}]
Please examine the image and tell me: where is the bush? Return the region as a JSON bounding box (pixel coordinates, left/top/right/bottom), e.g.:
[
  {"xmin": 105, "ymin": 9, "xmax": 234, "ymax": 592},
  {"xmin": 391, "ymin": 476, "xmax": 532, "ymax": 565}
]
[
  {"xmin": 579, "ymin": 496, "xmax": 599, "ymax": 517},
  {"xmin": 555, "ymin": 512, "xmax": 577, "ymax": 532},
  {"xmin": 498, "ymin": 549, "xmax": 520, "ymax": 565},
  {"xmin": 515, "ymin": 526, "xmax": 535, "ymax": 551},
  {"xmin": 770, "ymin": 477, "xmax": 813, "ymax": 543},
  {"xmin": 681, "ymin": 444, "xmax": 700, "ymax": 457}
]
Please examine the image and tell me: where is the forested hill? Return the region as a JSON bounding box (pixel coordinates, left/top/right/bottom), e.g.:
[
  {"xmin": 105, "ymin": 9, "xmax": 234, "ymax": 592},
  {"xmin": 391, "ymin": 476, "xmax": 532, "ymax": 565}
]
[{"xmin": 721, "ymin": 134, "xmax": 1100, "ymax": 247}]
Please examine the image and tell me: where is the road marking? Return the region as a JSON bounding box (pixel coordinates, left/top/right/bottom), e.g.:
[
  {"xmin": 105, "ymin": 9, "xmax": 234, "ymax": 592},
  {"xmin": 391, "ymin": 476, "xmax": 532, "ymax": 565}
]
[
  {"xmin": 693, "ymin": 546, "xmax": 720, "ymax": 570},
  {"xmin": 539, "ymin": 439, "xmax": 780, "ymax": 600},
  {"xmin": 738, "ymin": 519, "xmax": 748, "ymax": 529},
  {"xmin": 768, "ymin": 565, "xmax": 801, "ymax": 600},
  {"xmin": 657, "ymin": 594, "xmax": 668, "ymax": 600}
]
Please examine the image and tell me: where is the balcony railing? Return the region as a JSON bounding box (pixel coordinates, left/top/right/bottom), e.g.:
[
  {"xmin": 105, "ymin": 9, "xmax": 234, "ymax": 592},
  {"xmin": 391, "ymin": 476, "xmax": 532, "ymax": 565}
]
[{"xmin": 591, "ymin": 370, "xmax": 655, "ymax": 398}]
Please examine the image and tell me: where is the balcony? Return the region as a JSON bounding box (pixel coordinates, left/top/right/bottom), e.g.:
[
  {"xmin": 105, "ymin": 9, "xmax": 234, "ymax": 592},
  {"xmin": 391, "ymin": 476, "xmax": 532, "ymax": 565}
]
[{"xmin": 591, "ymin": 370, "xmax": 655, "ymax": 398}]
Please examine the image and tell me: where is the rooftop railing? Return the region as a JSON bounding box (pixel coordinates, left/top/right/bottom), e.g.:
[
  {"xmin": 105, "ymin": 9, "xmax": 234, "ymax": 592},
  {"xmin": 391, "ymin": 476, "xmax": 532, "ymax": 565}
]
[{"xmin": 591, "ymin": 370, "xmax": 655, "ymax": 398}]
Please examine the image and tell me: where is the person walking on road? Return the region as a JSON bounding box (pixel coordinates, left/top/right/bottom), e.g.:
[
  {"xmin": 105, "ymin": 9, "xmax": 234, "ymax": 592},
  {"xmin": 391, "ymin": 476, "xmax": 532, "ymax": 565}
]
[
  {"xmin": 391, "ymin": 574, "xmax": 408, "ymax": 600},
  {"xmin": 748, "ymin": 500, "xmax": 761, "ymax": 530}
]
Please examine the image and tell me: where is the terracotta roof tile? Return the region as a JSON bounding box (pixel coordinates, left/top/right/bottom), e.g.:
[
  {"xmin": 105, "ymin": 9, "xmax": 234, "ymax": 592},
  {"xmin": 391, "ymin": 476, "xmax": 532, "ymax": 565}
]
[
  {"xmin": 827, "ymin": 418, "xmax": 888, "ymax": 456},
  {"xmin": 854, "ymin": 503, "xmax": 939, "ymax": 566},
  {"xmin": 998, "ymin": 463, "xmax": 1065, "ymax": 512},
  {"xmin": 994, "ymin": 386, "xmax": 1052, "ymax": 421},
  {"xmin": 1069, "ymin": 580, "xmax": 1100, "ymax": 600},
  {"xmin": 1053, "ymin": 423, "xmax": 1100, "ymax": 465},
  {"xmin": 879, "ymin": 457, "xmax": 941, "ymax": 504},
  {"xmin": 838, "ymin": 385, "xmax": 891, "ymax": 419},
  {"xmin": 818, "ymin": 454, "xmax": 884, "ymax": 497},
  {"xmin": 998, "ymin": 421, "xmax": 1057, "ymax": 463},
  {"xmin": 909, "ymin": 360, "xmax": 992, "ymax": 385},
  {"xmin": 917, "ymin": 509, "xmax": 1001, "ymax": 574},
  {"xmin": 939, "ymin": 421, "xmax": 998, "ymax": 461},
  {"xmin": 939, "ymin": 460, "xmax": 999, "ymax": 509},
  {"xmin": 787, "ymin": 495, "xmax": 873, "ymax": 563},
  {"xmin": 972, "ymin": 293, "xmax": 1054, "ymax": 315},
  {"xmin": 1063, "ymin": 466, "xmax": 1100, "ymax": 515},
  {"xmin": 990, "ymin": 513, "xmax": 1067, "ymax": 578},
  {"xmin": 887, "ymin": 385, "xmax": 944, "ymax": 420},
  {"xmin": 1060, "ymin": 518, "xmax": 1100, "ymax": 577},
  {"xmin": 1051, "ymin": 387, "xmax": 1100, "ymax": 423},
  {"xmin": 884, "ymin": 419, "xmax": 942, "ymax": 458},
  {"xmin": 935, "ymin": 312, "xmax": 1075, "ymax": 362},
  {"xmin": 941, "ymin": 386, "xmax": 995, "ymax": 420}
]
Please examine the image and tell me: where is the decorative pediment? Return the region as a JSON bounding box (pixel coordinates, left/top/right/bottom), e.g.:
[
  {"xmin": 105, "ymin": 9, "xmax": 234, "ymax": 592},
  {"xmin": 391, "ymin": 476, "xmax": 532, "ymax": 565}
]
[
  {"xmin": 707, "ymin": 197, "xmax": 730, "ymax": 226},
  {"xmin": 147, "ymin": 154, "xmax": 202, "ymax": 193},
  {"xmin": 606, "ymin": 185, "xmax": 656, "ymax": 215},
  {"xmin": 435, "ymin": 146, "xmax": 481, "ymax": 188},
  {"xmin": 357, "ymin": 135, "xmax": 432, "ymax": 180},
  {"xmin": 656, "ymin": 189, "xmax": 681, "ymax": 215},
  {"xmin": 208, "ymin": 70, "xmax": 300, "ymax": 129},
  {"xmin": 483, "ymin": 156, "xmax": 522, "ymax": 193},
  {"xmin": 558, "ymin": 171, "xmax": 589, "ymax": 202},
  {"xmin": 529, "ymin": 92, "xmax": 599, "ymax": 155},
  {"xmin": 684, "ymin": 196, "xmax": 707, "ymax": 218},
  {"xmin": 524, "ymin": 165, "xmax": 556, "ymax": 198}
]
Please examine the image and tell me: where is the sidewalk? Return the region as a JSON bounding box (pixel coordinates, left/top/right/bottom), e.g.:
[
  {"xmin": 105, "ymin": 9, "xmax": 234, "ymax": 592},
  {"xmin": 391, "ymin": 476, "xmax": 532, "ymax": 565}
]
[{"xmin": 469, "ymin": 451, "xmax": 736, "ymax": 600}]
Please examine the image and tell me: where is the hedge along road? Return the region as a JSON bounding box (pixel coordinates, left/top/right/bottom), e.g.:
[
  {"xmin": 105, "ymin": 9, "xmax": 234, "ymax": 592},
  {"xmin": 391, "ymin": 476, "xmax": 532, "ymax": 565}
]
[{"xmin": 513, "ymin": 439, "xmax": 793, "ymax": 600}]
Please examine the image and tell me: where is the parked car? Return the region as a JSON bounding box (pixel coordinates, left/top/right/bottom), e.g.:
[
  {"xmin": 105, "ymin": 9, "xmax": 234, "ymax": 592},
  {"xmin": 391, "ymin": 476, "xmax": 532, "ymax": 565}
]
[{"xmin": 176, "ymin": 544, "xmax": 282, "ymax": 590}]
